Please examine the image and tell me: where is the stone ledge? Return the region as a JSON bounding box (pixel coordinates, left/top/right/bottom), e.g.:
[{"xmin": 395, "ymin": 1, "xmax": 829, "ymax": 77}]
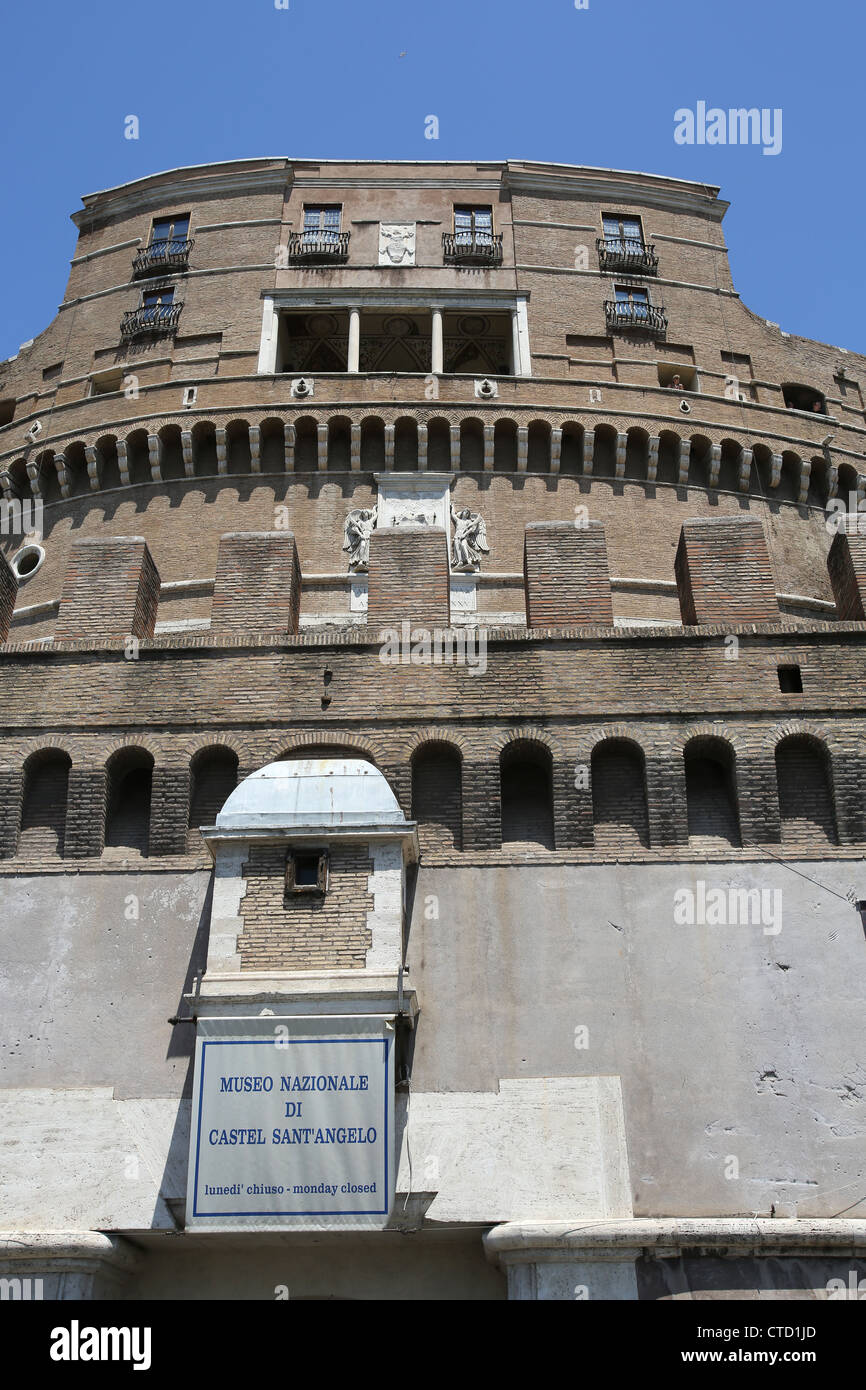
[{"xmin": 484, "ymin": 1218, "xmax": 866, "ymax": 1263}]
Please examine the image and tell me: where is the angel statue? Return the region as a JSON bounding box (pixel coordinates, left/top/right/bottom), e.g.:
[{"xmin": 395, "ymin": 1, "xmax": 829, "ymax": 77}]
[
  {"xmin": 450, "ymin": 505, "xmax": 490, "ymax": 572},
  {"xmin": 342, "ymin": 506, "xmax": 378, "ymax": 572}
]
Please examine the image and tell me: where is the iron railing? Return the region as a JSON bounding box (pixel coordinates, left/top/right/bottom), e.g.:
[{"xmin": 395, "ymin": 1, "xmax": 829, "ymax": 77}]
[
  {"xmin": 443, "ymin": 231, "xmax": 504, "ymax": 265},
  {"xmin": 120, "ymin": 301, "xmax": 184, "ymax": 339},
  {"xmin": 597, "ymin": 237, "xmax": 658, "ymax": 274},
  {"xmin": 287, "ymin": 231, "xmax": 350, "ymax": 263},
  {"xmin": 604, "ymin": 299, "xmax": 667, "ymax": 336},
  {"xmin": 133, "ymin": 238, "xmax": 194, "ymax": 277}
]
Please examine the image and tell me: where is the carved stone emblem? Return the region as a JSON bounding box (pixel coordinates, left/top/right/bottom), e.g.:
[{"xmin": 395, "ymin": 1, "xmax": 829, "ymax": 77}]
[{"xmin": 378, "ymin": 224, "xmax": 416, "ymax": 267}]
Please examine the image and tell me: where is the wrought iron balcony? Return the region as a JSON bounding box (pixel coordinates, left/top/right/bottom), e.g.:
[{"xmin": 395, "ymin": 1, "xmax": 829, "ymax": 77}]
[
  {"xmin": 604, "ymin": 299, "xmax": 667, "ymax": 336},
  {"xmin": 120, "ymin": 301, "xmax": 183, "ymax": 339},
  {"xmin": 443, "ymin": 232, "xmax": 504, "ymax": 265},
  {"xmin": 597, "ymin": 236, "xmax": 658, "ymax": 275},
  {"xmin": 133, "ymin": 238, "xmax": 194, "ymax": 278},
  {"xmin": 287, "ymin": 231, "xmax": 350, "ymax": 264}
]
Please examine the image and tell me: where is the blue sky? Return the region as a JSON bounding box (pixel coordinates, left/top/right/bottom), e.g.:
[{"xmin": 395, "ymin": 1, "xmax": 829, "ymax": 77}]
[{"xmin": 0, "ymin": 0, "xmax": 862, "ymax": 360}]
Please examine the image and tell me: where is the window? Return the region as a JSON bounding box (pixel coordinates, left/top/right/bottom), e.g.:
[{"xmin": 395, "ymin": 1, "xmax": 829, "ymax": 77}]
[
  {"xmin": 303, "ymin": 206, "xmax": 342, "ymax": 245},
  {"xmin": 615, "ymin": 284, "xmax": 649, "ymax": 319},
  {"xmin": 285, "ymin": 848, "xmax": 329, "ymax": 895},
  {"xmin": 90, "ymin": 368, "xmax": 124, "ymax": 396},
  {"xmin": 454, "ymin": 206, "xmax": 494, "ymax": 245},
  {"xmin": 775, "ymin": 736, "xmax": 837, "ymax": 846},
  {"xmin": 412, "ymin": 743, "xmax": 463, "ymax": 852},
  {"xmin": 140, "ymin": 285, "xmax": 175, "ymax": 326},
  {"xmin": 603, "ymin": 214, "xmax": 644, "ymax": 253},
  {"xmin": 500, "ymin": 741, "xmax": 555, "ymax": 850},
  {"xmin": 782, "ymin": 383, "xmax": 826, "ymax": 414},
  {"xmin": 0, "ymin": 400, "xmax": 14, "ymax": 427},
  {"xmin": 684, "ymin": 738, "xmax": 741, "ymax": 848},
  {"xmin": 658, "ymin": 362, "xmax": 697, "ymax": 391},
  {"xmin": 150, "ymin": 214, "xmax": 190, "ymax": 253},
  {"xmin": 778, "ymin": 665, "xmax": 803, "ymax": 693},
  {"xmin": 105, "ymin": 750, "xmax": 154, "ymax": 857}
]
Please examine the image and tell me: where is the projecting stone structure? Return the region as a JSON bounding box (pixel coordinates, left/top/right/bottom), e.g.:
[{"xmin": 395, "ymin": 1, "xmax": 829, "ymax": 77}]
[{"xmin": 0, "ymin": 158, "xmax": 865, "ymax": 1301}]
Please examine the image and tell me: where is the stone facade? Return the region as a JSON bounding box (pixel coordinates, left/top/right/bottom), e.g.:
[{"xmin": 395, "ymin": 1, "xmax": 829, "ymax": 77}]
[{"xmin": 0, "ymin": 158, "xmax": 865, "ymax": 1301}]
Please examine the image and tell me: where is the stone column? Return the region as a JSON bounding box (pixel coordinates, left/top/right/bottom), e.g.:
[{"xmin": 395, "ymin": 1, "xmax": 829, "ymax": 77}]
[
  {"xmin": 511, "ymin": 310, "xmax": 521, "ymax": 377},
  {"xmin": 348, "ymin": 307, "xmax": 361, "ymax": 374},
  {"xmin": 431, "ymin": 308, "xmax": 444, "ymax": 376}
]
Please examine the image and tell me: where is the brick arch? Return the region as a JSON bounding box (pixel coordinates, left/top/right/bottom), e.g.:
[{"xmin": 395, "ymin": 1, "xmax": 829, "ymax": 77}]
[
  {"xmin": 10, "ymin": 738, "xmax": 77, "ymax": 770},
  {"xmin": 674, "ymin": 722, "xmax": 746, "ymax": 759},
  {"xmin": 769, "ymin": 719, "xmax": 836, "ymax": 752},
  {"xmin": 101, "ymin": 736, "xmax": 161, "ymax": 768},
  {"xmin": 404, "ymin": 727, "xmax": 470, "ymax": 760},
  {"xmin": 576, "ymin": 725, "xmax": 651, "ymax": 763},
  {"xmin": 272, "ymin": 730, "xmax": 380, "ymax": 764},
  {"xmin": 181, "ymin": 733, "xmax": 245, "ymax": 763},
  {"xmin": 492, "ymin": 726, "xmax": 563, "ymax": 760}
]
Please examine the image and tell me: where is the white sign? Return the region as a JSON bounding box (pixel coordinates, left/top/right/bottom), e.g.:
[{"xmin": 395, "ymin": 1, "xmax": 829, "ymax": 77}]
[{"xmin": 186, "ymin": 1015, "xmax": 395, "ymax": 1229}]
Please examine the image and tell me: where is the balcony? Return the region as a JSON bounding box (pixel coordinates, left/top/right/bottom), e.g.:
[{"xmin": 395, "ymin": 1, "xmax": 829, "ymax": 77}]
[
  {"xmin": 443, "ymin": 232, "xmax": 504, "ymax": 266},
  {"xmin": 120, "ymin": 301, "xmax": 183, "ymax": 339},
  {"xmin": 597, "ymin": 237, "xmax": 658, "ymax": 275},
  {"xmin": 287, "ymin": 231, "xmax": 351, "ymax": 264},
  {"xmin": 604, "ymin": 299, "xmax": 667, "ymax": 337},
  {"xmin": 133, "ymin": 238, "xmax": 194, "ymax": 278}
]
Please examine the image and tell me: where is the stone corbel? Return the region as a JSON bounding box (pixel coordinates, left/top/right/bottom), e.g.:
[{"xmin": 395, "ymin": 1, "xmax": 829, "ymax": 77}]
[
  {"xmin": 53, "ymin": 451, "xmax": 72, "ymax": 499},
  {"xmin": 647, "ymin": 436, "xmax": 659, "ymax": 484},
  {"xmin": 798, "ymin": 458, "xmax": 811, "ymax": 504},
  {"xmin": 248, "ymin": 425, "xmax": 261, "ymax": 474},
  {"xmin": 769, "ymin": 452, "xmax": 782, "ymax": 487},
  {"xmin": 350, "ymin": 424, "xmax": 361, "ymax": 471},
  {"xmin": 215, "ymin": 427, "xmax": 228, "ymax": 476},
  {"xmin": 181, "ymin": 430, "xmax": 195, "ymax": 477},
  {"xmin": 417, "ymin": 423, "xmax": 428, "ymax": 472},
  {"xmin": 25, "ymin": 457, "xmax": 44, "ymax": 498},
  {"xmin": 116, "ymin": 438, "xmax": 131, "ymax": 487},
  {"xmin": 614, "ymin": 432, "xmax": 627, "ymax": 479},
  {"xmin": 677, "ymin": 436, "xmax": 690, "ymax": 486},
  {"xmin": 85, "ymin": 443, "xmax": 103, "ymax": 491},
  {"xmin": 738, "ymin": 446, "xmax": 753, "ymax": 493},
  {"xmin": 284, "ymin": 423, "xmax": 295, "ymax": 472},
  {"xmin": 483, "ymin": 424, "xmax": 495, "ymax": 472},
  {"xmin": 317, "ymin": 423, "xmax": 328, "ymax": 472},
  {"xmin": 147, "ymin": 433, "xmax": 163, "ymax": 483},
  {"xmin": 516, "ymin": 425, "xmax": 528, "ymax": 473},
  {"xmin": 449, "ymin": 425, "xmax": 460, "ymax": 471},
  {"xmin": 708, "ymin": 443, "xmax": 721, "ymax": 488},
  {"xmin": 550, "ymin": 428, "xmax": 562, "ymax": 476},
  {"xmin": 583, "ymin": 429, "xmax": 595, "ymax": 476},
  {"xmin": 384, "ymin": 425, "xmax": 395, "ymax": 469}
]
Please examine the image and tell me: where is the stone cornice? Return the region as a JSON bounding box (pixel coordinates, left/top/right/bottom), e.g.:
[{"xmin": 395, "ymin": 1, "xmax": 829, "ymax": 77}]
[
  {"xmin": 72, "ymin": 158, "xmax": 293, "ymax": 227},
  {"xmin": 484, "ymin": 1218, "xmax": 866, "ymax": 1262},
  {"xmin": 503, "ymin": 161, "xmax": 728, "ymax": 220}
]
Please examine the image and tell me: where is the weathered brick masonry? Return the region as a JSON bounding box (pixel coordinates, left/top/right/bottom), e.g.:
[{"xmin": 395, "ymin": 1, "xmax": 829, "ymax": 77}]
[
  {"xmin": 210, "ymin": 531, "xmax": 302, "ymax": 635},
  {"xmin": 524, "ymin": 521, "xmax": 614, "ymax": 628},
  {"xmin": 237, "ymin": 842, "xmax": 373, "ymax": 970},
  {"xmin": 366, "ymin": 526, "xmax": 450, "ymax": 630},
  {"xmin": 54, "ymin": 538, "xmax": 161, "ymax": 641}
]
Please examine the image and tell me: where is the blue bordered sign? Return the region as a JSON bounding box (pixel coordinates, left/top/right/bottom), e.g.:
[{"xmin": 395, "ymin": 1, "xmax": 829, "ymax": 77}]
[{"xmin": 186, "ymin": 1015, "xmax": 395, "ymax": 1230}]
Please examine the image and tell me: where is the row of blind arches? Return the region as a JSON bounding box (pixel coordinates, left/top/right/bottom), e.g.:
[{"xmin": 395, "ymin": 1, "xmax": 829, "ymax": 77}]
[{"xmin": 15, "ymin": 734, "xmax": 839, "ymax": 859}]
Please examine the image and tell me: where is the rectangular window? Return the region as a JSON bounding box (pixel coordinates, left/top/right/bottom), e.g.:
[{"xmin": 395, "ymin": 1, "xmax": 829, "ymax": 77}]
[
  {"xmin": 303, "ymin": 205, "xmax": 342, "ymax": 244},
  {"xmin": 778, "ymin": 665, "xmax": 803, "ymax": 693},
  {"xmin": 142, "ymin": 286, "xmax": 174, "ymax": 307},
  {"xmin": 285, "ymin": 848, "xmax": 329, "ymax": 896},
  {"xmin": 603, "ymin": 214, "xmax": 644, "ymax": 252},
  {"xmin": 454, "ymin": 205, "xmax": 493, "ymax": 245},
  {"xmin": 150, "ymin": 214, "xmax": 189, "ymax": 251}
]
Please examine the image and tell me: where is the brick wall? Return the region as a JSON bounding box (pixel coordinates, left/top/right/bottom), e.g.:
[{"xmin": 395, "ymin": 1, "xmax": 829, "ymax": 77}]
[
  {"xmin": 524, "ymin": 521, "xmax": 614, "ymax": 628},
  {"xmin": 54, "ymin": 538, "xmax": 161, "ymax": 641},
  {"xmin": 827, "ymin": 526, "xmax": 866, "ymax": 621},
  {"xmin": 591, "ymin": 743, "xmax": 649, "ymax": 849},
  {"xmin": 366, "ymin": 526, "xmax": 450, "ymax": 629},
  {"xmin": 210, "ymin": 532, "xmax": 302, "ymax": 635},
  {"xmin": 237, "ymin": 842, "xmax": 373, "ymax": 970},
  {"xmin": 0, "ymin": 551, "xmax": 17, "ymax": 643},
  {"xmin": 675, "ymin": 517, "xmax": 780, "ymax": 626}
]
